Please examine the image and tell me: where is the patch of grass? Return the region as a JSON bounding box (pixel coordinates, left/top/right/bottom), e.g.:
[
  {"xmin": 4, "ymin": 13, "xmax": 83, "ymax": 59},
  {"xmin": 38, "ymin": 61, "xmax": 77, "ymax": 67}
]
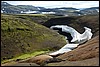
[
  {"xmin": 17, "ymin": 14, "xmax": 47, "ymax": 17},
  {"xmin": 1, "ymin": 50, "xmax": 49, "ymax": 64}
]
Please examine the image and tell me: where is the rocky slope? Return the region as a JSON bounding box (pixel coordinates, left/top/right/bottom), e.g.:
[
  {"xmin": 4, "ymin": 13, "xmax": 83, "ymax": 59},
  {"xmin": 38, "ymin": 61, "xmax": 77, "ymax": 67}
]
[
  {"xmin": 57, "ymin": 35, "xmax": 99, "ymax": 60},
  {"xmin": 45, "ymin": 35, "xmax": 99, "ymax": 66}
]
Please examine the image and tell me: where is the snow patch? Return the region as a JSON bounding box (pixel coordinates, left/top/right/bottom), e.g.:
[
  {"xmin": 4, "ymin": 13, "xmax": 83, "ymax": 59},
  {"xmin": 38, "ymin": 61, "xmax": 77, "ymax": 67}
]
[{"xmin": 49, "ymin": 25, "xmax": 93, "ymax": 56}]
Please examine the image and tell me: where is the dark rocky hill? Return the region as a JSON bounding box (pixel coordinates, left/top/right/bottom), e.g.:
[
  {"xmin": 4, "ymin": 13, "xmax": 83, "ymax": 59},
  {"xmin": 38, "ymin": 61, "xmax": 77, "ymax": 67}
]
[{"xmin": 43, "ymin": 15, "xmax": 99, "ymax": 37}]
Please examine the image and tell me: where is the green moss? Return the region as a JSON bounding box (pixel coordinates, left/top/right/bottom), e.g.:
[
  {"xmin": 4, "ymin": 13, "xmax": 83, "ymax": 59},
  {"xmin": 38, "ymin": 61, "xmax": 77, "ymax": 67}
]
[{"xmin": 1, "ymin": 50, "xmax": 49, "ymax": 64}]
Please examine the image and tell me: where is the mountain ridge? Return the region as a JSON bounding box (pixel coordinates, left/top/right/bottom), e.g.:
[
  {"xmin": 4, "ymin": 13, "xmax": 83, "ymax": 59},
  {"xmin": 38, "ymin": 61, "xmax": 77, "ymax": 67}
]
[{"xmin": 1, "ymin": 2, "xmax": 99, "ymax": 16}]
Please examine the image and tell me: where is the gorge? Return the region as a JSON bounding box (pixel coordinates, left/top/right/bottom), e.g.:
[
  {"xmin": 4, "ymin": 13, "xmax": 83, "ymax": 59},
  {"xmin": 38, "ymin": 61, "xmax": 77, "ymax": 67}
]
[
  {"xmin": 1, "ymin": 14, "xmax": 99, "ymax": 66},
  {"xmin": 49, "ymin": 25, "xmax": 93, "ymax": 56}
]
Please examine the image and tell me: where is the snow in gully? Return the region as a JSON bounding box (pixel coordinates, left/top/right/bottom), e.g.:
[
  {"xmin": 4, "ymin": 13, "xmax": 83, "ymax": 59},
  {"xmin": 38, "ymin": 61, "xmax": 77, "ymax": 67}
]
[{"xmin": 49, "ymin": 25, "xmax": 93, "ymax": 56}]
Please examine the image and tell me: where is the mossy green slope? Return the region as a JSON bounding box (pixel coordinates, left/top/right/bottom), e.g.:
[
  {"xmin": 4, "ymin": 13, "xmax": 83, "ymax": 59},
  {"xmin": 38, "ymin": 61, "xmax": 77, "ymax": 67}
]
[{"xmin": 1, "ymin": 14, "xmax": 66, "ymax": 62}]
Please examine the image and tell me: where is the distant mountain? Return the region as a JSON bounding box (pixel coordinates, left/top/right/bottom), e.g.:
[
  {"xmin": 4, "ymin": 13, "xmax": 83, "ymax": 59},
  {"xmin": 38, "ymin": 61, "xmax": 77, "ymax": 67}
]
[
  {"xmin": 1, "ymin": 2, "xmax": 12, "ymax": 6},
  {"xmin": 1, "ymin": 2, "xmax": 45, "ymax": 14},
  {"xmin": 1, "ymin": 2, "xmax": 99, "ymax": 16},
  {"xmin": 80, "ymin": 7, "xmax": 99, "ymax": 15}
]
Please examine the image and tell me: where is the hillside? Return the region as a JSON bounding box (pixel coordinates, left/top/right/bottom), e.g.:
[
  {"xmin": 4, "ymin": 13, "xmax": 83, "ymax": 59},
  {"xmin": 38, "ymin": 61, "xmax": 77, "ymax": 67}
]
[
  {"xmin": 1, "ymin": 13, "xmax": 99, "ymax": 66},
  {"xmin": 1, "ymin": 14, "xmax": 66, "ymax": 64}
]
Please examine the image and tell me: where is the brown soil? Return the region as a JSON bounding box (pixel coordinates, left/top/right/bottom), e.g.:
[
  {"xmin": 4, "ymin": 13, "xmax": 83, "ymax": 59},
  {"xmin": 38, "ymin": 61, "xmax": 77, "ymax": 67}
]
[
  {"xmin": 46, "ymin": 57, "xmax": 99, "ymax": 66},
  {"xmin": 57, "ymin": 35, "xmax": 99, "ymax": 61}
]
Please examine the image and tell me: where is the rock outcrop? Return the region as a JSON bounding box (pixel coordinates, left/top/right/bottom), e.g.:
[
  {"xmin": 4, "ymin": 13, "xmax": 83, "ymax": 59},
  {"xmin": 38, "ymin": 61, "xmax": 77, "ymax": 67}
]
[{"xmin": 21, "ymin": 55, "xmax": 53, "ymax": 65}]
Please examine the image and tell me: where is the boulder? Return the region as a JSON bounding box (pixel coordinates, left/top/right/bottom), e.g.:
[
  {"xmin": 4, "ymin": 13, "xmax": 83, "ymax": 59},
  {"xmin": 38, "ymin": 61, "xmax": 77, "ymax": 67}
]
[{"xmin": 22, "ymin": 55, "xmax": 53, "ymax": 65}]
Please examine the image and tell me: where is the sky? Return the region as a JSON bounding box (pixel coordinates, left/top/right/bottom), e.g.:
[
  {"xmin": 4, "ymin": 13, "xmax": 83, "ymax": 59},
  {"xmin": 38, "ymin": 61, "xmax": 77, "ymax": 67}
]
[{"xmin": 3, "ymin": 1, "xmax": 99, "ymax": 9}]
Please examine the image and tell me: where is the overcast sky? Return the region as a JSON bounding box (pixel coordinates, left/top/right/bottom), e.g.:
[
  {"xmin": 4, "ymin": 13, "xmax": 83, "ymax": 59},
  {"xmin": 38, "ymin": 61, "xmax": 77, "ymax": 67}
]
[{"xmin": 3, "ymin": 1, "xmax": 99, "ymax": 8}]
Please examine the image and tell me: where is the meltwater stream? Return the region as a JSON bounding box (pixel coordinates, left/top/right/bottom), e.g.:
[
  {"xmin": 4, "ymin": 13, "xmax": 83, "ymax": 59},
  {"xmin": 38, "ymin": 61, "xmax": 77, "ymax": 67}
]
[{"xmin": 49, "ymin": 25, "xmax": 93, "ymax": 56}]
